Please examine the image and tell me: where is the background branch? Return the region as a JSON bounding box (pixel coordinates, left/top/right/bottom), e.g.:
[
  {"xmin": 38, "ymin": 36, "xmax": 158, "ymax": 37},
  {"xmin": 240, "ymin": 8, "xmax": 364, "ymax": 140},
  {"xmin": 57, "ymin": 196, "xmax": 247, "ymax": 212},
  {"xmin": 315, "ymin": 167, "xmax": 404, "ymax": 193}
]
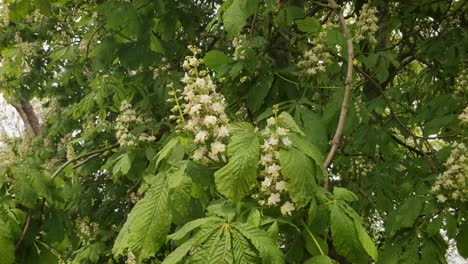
[{"xmin": 323, "ymin": 0, "xmax": 354, "ymax": 190}]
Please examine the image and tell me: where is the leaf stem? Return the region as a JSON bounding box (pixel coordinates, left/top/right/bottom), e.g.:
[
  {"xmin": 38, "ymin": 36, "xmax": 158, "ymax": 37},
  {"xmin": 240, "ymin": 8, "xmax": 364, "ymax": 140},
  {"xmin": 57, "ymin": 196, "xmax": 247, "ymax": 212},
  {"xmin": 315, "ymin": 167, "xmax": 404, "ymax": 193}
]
[
  {"xmin": 275, "ymin": 72, "xmax": 299, "ymax": 85},
  {"xmin": 301, "ymin": 220, "xmax": 325, "ymax": 256}
]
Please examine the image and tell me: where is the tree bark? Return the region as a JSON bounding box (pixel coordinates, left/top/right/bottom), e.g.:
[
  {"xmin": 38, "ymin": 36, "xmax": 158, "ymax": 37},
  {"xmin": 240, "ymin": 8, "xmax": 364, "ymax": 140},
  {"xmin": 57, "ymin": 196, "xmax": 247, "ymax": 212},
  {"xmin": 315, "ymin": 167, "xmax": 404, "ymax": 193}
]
[{"xmin": 11, "ymin": 101, "xmax": 41, "ymax": 136}]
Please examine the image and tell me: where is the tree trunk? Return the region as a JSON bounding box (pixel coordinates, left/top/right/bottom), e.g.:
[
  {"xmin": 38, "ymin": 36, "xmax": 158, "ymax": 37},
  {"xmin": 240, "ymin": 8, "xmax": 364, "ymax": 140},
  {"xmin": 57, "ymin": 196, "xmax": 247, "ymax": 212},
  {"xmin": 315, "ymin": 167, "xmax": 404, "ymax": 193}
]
[{"xmin": 11, "ymin": 101, "xmax": 42, "ymax": 136}]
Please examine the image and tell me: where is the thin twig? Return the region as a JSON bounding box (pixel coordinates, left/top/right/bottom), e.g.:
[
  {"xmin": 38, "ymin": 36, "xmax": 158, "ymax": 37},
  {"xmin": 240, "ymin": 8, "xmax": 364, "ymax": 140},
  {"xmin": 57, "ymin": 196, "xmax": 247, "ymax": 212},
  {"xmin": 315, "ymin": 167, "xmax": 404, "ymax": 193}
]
[
  {"xmin": 86, "ymin": 23, "xmax": 106, "ymax": 58},
  {"xmin": 72, "ymin": 153, "xmax": 102, "ymax": 169},
  {"xmin": 51, "ymin": 143, "xmax": 119, "ymax": 180},
  {"xmin": 15, "ymin": 209, "xmax": 32, "ymax": 249},
  {"xmin": 323, "ymin": 0, "xmax": 354, "ymax": 190},
  {"xmin": 250, "ymin": 4, "xmax": 259, "ymax": 38}
]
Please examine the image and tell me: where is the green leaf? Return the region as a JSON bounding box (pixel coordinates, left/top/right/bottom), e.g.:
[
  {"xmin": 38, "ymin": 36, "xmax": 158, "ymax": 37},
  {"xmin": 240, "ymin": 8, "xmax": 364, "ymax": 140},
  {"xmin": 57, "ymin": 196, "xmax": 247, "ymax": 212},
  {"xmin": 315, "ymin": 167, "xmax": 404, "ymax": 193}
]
[
  {"xmin": 189, "ymin": 225, "xmax": 234, "ymax": 263},
  {"xmin": 277, "ymin": 112, "xmax": 305, "ymax": 136},
  {"xmin": 34, "ymin": 0, "xmax": 52, "ymax": 16},
  {"xmin": 457, "ymin": 220, "xmax": 468, "ymax": 258},
  {"xmin": 421, "ymin": 235, "xmax": 448, "ymax": 264},
  {"xmin": 329, "ymin": 203, "xmax": 368, "ymax": 264},
  {"xmin": 168, "ymin": 217, "xmax": 222, "ymax": 241},
  {"xmin": 215, "ymin": 122, "xmax": 260, "ymax": 202},
  {"xmin": 231, "ymin": 229, "xmax": 260, "ymax": 263},
  {"xmin": 304, "ymin": 255, "xmax": 334, "ymax": 264},
  {"xmin": 445, "ymin": 212, "xmax": 457, "ymax": 239},
  {"xmin": 204, "ymin": 50, "xmax": 229, "ymax": 72},
  {"xmin": 246, "ymin": 73, "xmax": 274, "ymax": 113},
  {"xmin": 279, "ymin": 148, "xmax": 316, "ymax": 207},
  {"xmin": 113, "ymin": 153, "xmax": 132, "ymax": 175},
  {"xmin": 288, "ymin": 133, "xmax": 326, "ymax": 183},
  {"xmin": 0, "ymin": 220, "xmax": 15, "ymax": 264},
  {"xmin": 163, "ymin": 226, "xmax": 218, "ymax": 264},
  {"xmin": 376, "ymin": 62, "xmax": 389, "ymax": 83},
  {"xmin": 101, "ymin": 2, "xmax": 142, "ymax": 41},
  {"xmin": 246, "ymin": 208, "xmax": 261, "ymax": 227},
  {"xmin": 223, "ymin": 0, "xmax": 260, "ymax": 36},
  {"xmin": 72, "ymin": 242, "xmax": 106, "ymax": 264},
  {"xmin": 333, "ymin": 187, "xmax": 358, "ymax": 202},
  {"xmin": 150, "ymin": 34, "xmax": 165, "ymax": 54},
  {"xmin": 295, "ymin": 17, "xmax": 320, "ymax": 33},
  {"xmin": 113, "ymin": 174, "xmax": 171, "ymax": 260},
  {"xmin": 326, "ymin": 29, "xmax": 346, "ymax": 47},
  {"xmin": 386, "ymin": 196, "xmax": 424, "ymax": 237},
  {"xmin": 355, "ymin": 216, "xmax": 379, "ymax": 261},
  {"xmin": 304, "ymin": 231, "xmax": 328, "ymax": 257},
  {"xmin": 234, "ymin": 223, "xmax": 285, "ymax": 264},
  {"xmin": 12, "ymin": 168, "xmax": 38, "ymax": 208},
  {"xmin": 149, "ymin": 136, "xmax": 180, "ymax": 174},
  {"xmin": 215, "ymin": 154, "xmax": 258, "ymax": 202},
  {"xmin": 168, "ymin": 168, "xmax": 192, "ymax": 222},
  {"xmin": 50, "ymin": 46, "xmax": 77, "ymax": 62}
]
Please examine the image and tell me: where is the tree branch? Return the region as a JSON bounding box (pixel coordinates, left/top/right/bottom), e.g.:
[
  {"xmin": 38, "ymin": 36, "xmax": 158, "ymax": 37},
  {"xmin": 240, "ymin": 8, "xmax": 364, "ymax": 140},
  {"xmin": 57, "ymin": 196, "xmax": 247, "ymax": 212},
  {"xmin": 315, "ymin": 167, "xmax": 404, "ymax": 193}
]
[
  {"xmin": 15, "ymin": 143, "xmax": 119, "ymax": 250},
  {"xmin": 51, "ymin": 143, "xmax": 119, "ymax": 180},
  {"xmin": 323, "ymin": 0, "xmax": 354, "ymax": 190},
  {"xmin": 11, "ymin": 101, "xmax": 41, "ymax": 136}
]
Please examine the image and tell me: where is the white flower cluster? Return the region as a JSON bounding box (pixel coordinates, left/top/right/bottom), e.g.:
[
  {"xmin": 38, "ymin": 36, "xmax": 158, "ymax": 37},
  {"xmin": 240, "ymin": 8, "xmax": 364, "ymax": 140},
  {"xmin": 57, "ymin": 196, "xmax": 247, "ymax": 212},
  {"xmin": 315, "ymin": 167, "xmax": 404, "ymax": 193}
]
[
  {"xmin": 76, "ymin": 218, "xmax": 98, "ymax": 246},
  {"xmin": 432, "ymin": 142, "xmax": 467, "ymax": 203},
  {"xmin": 454, "ymin": 68, "xmax": 467, "ymax": 94},
  {"xmin": 15, "ymin": 33, "xmax": 35, "ymax": 57},
  {"xmin": 125, "ymin": 250, "xmax": 137, "ymax": 264},
  {"xmin": 168, "ymin": 46, "xmax": 229, "ymax": 163},
  {"xmin": 354, "ymin": 95, "xmax": 364, "ymax": 123},
  {"xmin": 297, "ymin": 21, "xmax": 333, "ymax": 77},
  {"xmin": 354, "ymin": 156, "xmax": 373, "ymax": 176},
  {"xmin": 355, "ymin": 2, "xmax": 379, "ymax": 45},
  {"xmin": 66, "ymin": 144, "xmax": 75, "ymax": 161},
  {"xmin": 232, "ymin": 34, "xmax": 246, "ymax": 61},
  {"xmin": 115, "ymin": 101, "xmax": 156, "ymax": 148},
  {"xmin": 255, "ymin": 107, "xmax": 295, "ymax": 216},
  {"xmin": 151, "ymin": 57, "xmax": 171, "ymax": 79},
  {"xmin": 0, "ymin": 4, "xmax": 9, "ymax": 26},
  {"xmin": 459, "ymin": 105, "xmax": 468, "ymax": 125}
]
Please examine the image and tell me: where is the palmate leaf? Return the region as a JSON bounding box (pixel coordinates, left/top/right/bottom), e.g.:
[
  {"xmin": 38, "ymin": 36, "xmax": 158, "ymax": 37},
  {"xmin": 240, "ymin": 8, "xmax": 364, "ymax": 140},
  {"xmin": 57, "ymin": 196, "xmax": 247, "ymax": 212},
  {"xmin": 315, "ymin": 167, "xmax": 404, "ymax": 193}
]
[
  {"xmin": 164, "ymin": 220, "xmax": 283, "ymax": 264},
  {"xmin": 189, "ymin": 226, "xmax": 235, "ymax": 263},
  {"xmin": 12, "ymin": 165, "xmax": 58, "ymax": 207},
  {"xmin": 233, "ymin": 223, "xmax": 284, "ymax": 264},
  {"xmin": 279, "ymin": 148, "xmax": 316, "ymax": 207},
  {"xmin": 113, "ymin": 174, "xmax": 171, "ymax": 261},
  {"xmin": 215, "ymin": 122, "xmax": 260, "ymax": 202},
  {"xmin": 163, "ymin": 225, "xmax": 220, "ymax": 264}
]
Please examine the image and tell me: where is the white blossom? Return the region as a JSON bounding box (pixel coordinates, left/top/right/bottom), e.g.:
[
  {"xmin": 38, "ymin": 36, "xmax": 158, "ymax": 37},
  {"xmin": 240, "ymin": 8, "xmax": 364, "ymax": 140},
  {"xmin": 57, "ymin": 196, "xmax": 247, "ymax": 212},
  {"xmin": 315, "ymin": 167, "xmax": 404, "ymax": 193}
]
[
  {"xmin": 280, "ymin": 201, "xmax": 295, "ymax": 216},
  {"xmin": 210, "ymin": 141, "xmax": 226, "ymax": 155},
  {"xmin": 275, "ymin": 181, "xmax": 287, "ymax": 192},
  {"xmin": 281, "ymin": 137, "xmax": 292, "ymax": 147},
  {"xmin": 267, "ymin": 193, "xmax": 281, "ymax": 205},
  {"xmin": 195, "ymin": 131, "xmax": 209, "ymax": 143},
  {"xmin": 262, "ymin": 177, "xmax": 272, "ymax": 188},
  {"xmin": 267, "ymin": 117, "xmax": 276, "ymax": 127},
  {"xmin": 192, "ymin": 147, "xmax": 206, "ymax": 161}
]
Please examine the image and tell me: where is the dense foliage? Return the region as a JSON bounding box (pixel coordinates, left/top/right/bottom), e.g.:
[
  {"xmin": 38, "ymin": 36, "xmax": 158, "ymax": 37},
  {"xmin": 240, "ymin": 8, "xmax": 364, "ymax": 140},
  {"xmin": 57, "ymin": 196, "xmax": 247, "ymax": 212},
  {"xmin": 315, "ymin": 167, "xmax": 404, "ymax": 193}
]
[{"xmin": 0, "ymin": 0, "xmax": 467, "ymax": 263}]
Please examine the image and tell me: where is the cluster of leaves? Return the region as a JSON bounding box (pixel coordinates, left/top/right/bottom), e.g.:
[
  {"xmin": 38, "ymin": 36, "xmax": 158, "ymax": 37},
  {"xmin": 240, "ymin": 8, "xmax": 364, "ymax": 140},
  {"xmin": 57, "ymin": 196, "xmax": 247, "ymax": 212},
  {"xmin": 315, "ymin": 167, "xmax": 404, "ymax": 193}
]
[{"xmin": 0, "ymin": 0, "xmax": 467, "ymax": 263}]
